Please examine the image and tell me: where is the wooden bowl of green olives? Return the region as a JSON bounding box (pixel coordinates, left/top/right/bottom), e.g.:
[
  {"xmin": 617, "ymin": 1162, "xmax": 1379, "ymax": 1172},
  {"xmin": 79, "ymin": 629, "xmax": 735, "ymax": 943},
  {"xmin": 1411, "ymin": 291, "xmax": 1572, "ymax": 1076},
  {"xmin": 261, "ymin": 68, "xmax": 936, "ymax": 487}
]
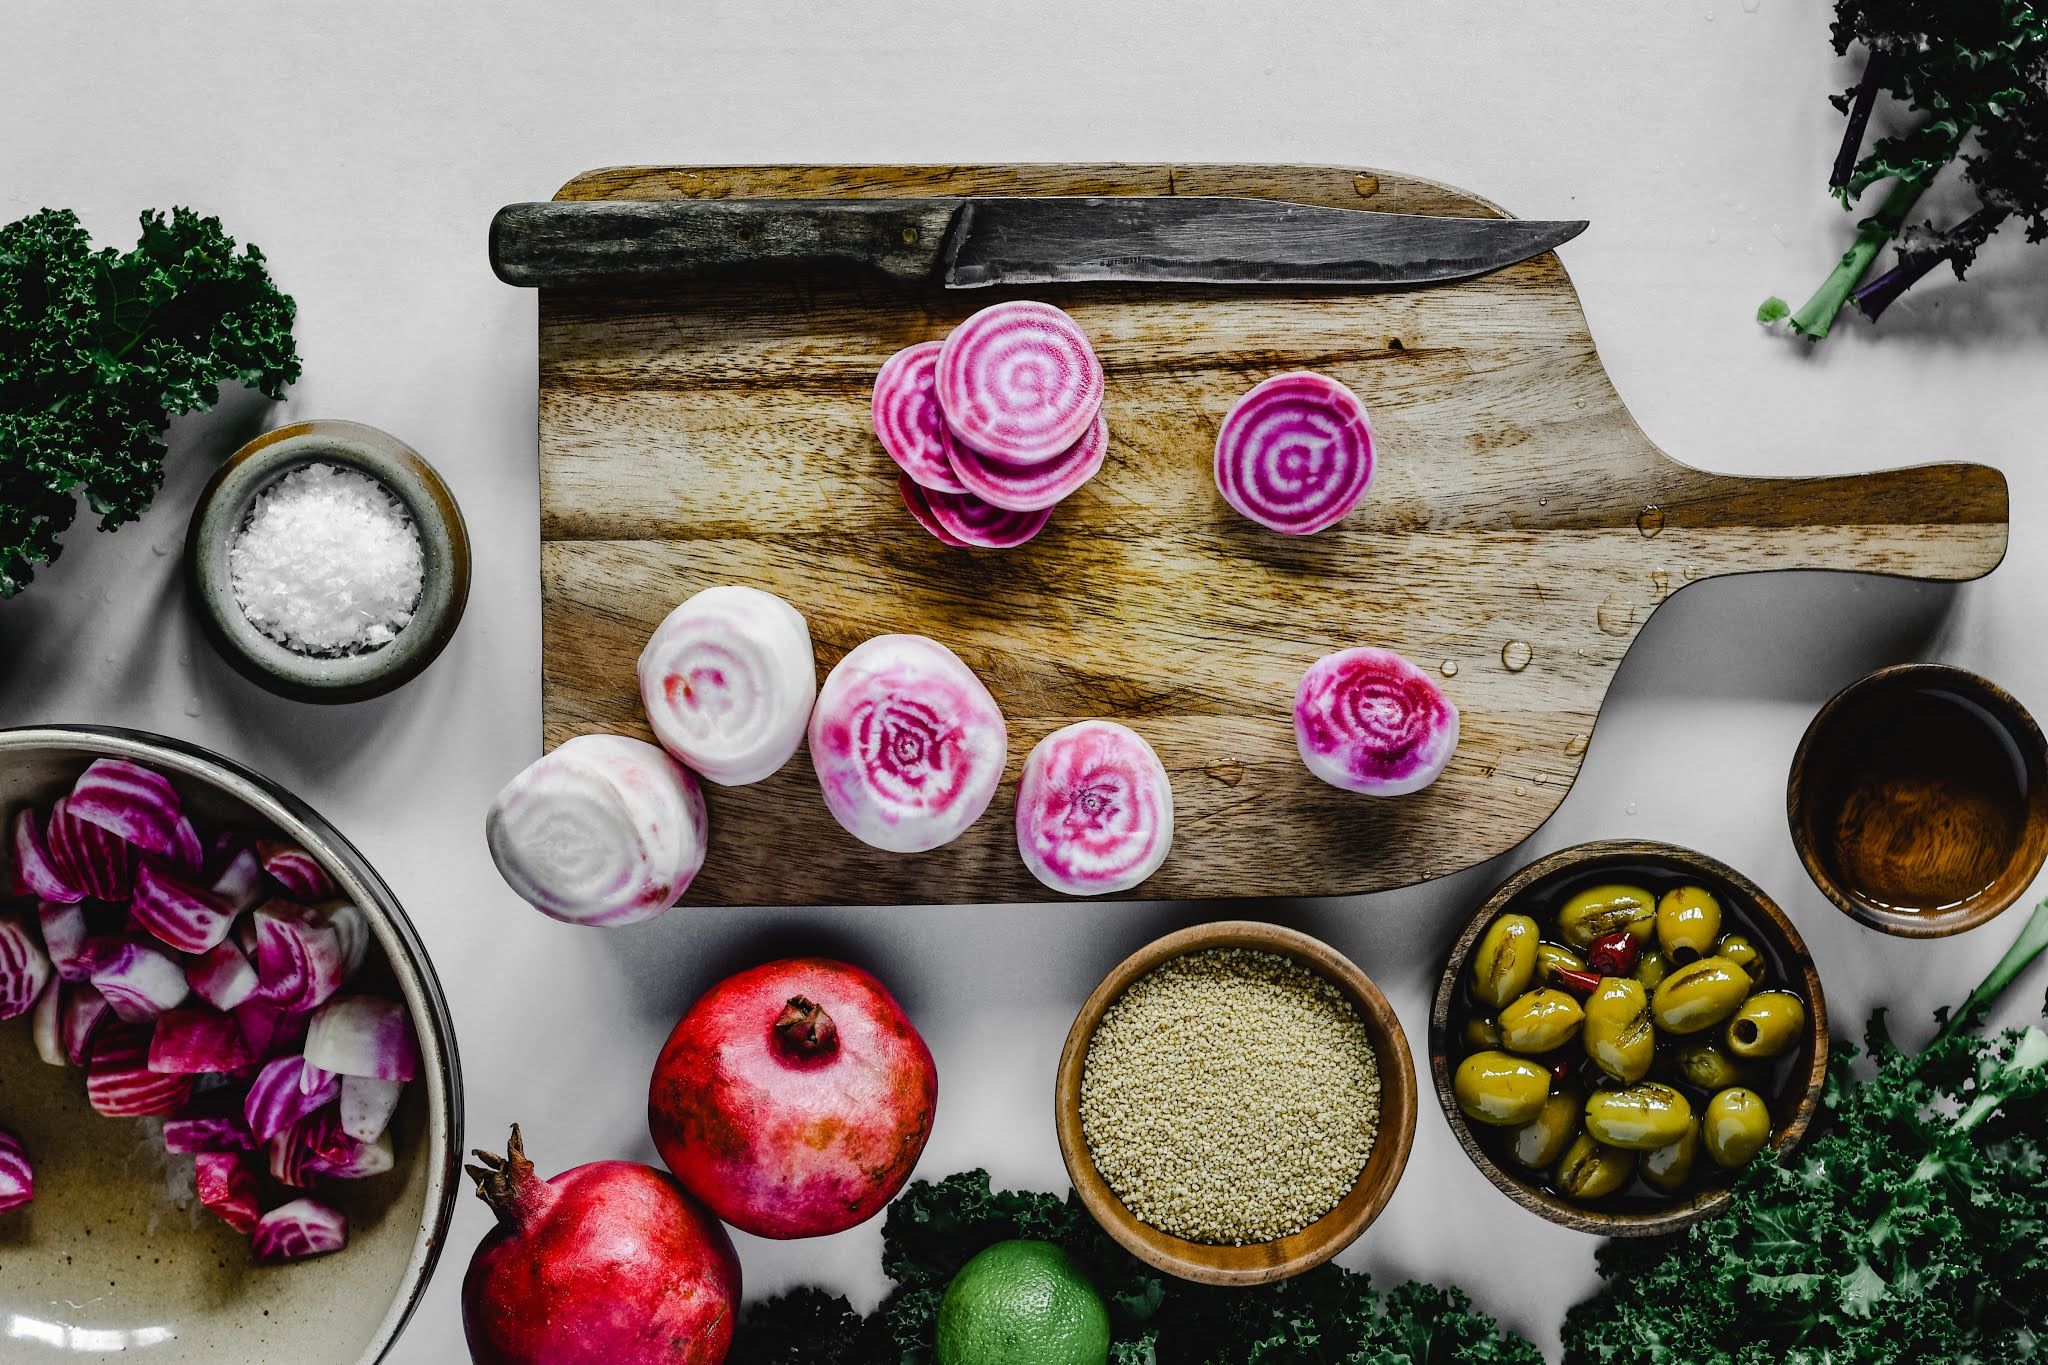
[{"xmin": 1428, "ymin": 840, "xmax": 1828, "ymax": 1236}]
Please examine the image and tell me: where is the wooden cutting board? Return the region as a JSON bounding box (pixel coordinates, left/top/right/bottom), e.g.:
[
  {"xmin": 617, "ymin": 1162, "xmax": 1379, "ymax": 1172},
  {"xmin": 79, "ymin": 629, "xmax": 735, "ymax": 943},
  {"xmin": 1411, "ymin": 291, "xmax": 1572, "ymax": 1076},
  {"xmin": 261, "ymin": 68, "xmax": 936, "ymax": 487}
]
[{"xmin": 536, "ymin": 163, "xmax": 2007, "ymax": 907}]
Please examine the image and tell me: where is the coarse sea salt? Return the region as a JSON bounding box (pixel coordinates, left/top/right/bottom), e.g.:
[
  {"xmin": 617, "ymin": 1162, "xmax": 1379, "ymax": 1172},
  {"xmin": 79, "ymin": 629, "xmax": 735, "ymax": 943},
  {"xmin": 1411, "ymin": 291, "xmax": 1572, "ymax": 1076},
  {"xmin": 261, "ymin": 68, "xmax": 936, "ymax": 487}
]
[{"xmin": 230, "ymin": 463, "xmax": 424, "ymax": 655}]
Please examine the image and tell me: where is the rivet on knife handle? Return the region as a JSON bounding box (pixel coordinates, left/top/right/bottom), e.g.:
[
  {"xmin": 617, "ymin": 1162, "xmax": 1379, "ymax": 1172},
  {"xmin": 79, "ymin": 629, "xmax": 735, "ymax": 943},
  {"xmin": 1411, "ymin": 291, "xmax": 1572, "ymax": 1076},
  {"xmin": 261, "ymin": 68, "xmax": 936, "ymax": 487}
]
[{"xmin": 488, "ymin": 199, "xmax": 964, "ymax": 290}]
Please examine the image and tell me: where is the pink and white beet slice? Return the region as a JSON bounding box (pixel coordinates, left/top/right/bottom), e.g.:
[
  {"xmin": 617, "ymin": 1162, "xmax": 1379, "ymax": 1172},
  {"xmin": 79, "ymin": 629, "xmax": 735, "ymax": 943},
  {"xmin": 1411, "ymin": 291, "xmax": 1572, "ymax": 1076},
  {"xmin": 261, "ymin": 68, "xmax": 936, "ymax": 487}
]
[
  {"xmin": 944, "ymin": 407, "xmax": 1108, "ymax": 512},
  {"xmin": 1294, "ymin": 646, "xmax": 1459, "ymax": 796},
  {"xmin": 919, "ymin": 486, "xmax": 1053, "ymax": 549},
  {"xmin": 1215, "ymin": 370, "xmax": 1375, "ymax": 535},
  {"xmin": 898, "ymin": 474, "xmax": 972, "ymax": 546},
  {"xmin": 1015, "ymin": 721, "xmax": 1174, "ymax": 896},
  {"xmin": 809, "ymin": 634, "xmax": 1009, "ymax": 853},
  {"xmin": 871, "ymin": 341, "xmax": 968, "ymax": 493},
  {"xmin": 936, "ymin": 301, "xmax": 1104, "ymax": 464},
  {"xmin": 637, "ymin": 584, "xmax": 817, "ymax": 787}
]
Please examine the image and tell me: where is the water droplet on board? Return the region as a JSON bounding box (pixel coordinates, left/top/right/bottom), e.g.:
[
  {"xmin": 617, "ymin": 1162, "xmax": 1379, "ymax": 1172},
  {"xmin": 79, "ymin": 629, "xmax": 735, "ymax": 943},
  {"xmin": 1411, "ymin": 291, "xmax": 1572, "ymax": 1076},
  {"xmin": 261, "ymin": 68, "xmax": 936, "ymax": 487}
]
[
  {"xmin": 1597, "ymin": 594, "xmax": 1636, "ymax": 636},
  {"xmin": 1204, "ymin": 759, "xmax": 1247, "ymax": 787},
  {"xmin": 1513, "ymin": 783, "xmax": 1529, "ymax": 797},
  {"xmin": 1651, "ymin": 568, "xmax": 1671, "ymax": 598},
  {"xmin": 1566, "ymin": 733, "xmax": 1590, "ymax": 757},
  {"xmin": 1440, "ymin": 660, "xmax": 1459, "ymax": 677},
  {"xmin": 1501, "ymin": 640, "xmax": 1532, "ymax": 672},
  {"xmin": 1637, "ymin": 505, "xmax": 1666, "ymax": 537},
  {"xmin": 1683, "ymin": 564, "xmax": 1700, "ymax": 581}
]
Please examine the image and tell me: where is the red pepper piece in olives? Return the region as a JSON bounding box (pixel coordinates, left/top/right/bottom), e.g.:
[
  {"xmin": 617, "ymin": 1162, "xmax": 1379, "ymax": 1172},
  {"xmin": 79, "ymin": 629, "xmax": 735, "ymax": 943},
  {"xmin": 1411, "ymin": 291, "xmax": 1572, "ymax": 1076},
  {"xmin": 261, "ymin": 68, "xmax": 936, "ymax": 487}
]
[{"xmin": 1587, "ymin": 931, "xmax": 1640, "ymax": 976}]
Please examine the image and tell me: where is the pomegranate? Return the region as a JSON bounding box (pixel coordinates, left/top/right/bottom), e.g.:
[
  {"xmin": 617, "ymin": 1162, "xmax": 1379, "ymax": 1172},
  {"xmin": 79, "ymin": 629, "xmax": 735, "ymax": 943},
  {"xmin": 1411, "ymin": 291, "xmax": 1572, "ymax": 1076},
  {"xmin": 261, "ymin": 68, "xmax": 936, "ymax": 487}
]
[
  {"xmin": 648, "ymin": 957, "xmax": 938, "ymax": 1239},
  {"xmin": 461, "ymin": 1124, "xmax": 740, "ymax": 1365}
]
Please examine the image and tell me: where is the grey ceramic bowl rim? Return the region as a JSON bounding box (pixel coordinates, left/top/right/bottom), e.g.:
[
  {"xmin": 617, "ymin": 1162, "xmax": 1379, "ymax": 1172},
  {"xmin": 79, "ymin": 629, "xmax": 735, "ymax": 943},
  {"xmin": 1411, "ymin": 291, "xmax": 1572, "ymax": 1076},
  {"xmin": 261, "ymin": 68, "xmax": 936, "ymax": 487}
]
[
  {"xmin": 187, "ymin": 421, "xmax": 471, "ymax": 704},
  {"xmin": 0, "ymin": 724, "xmax": 464, "ymax": 1365}
]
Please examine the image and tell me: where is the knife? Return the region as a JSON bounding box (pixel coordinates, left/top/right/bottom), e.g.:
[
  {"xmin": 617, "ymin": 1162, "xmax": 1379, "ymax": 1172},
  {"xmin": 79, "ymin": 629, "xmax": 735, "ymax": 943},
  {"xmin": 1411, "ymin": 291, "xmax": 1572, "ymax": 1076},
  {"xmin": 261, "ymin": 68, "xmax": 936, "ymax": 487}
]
[{"xmin": 488, "ymin": 196, "xmax": 1587, "ymax": 291}]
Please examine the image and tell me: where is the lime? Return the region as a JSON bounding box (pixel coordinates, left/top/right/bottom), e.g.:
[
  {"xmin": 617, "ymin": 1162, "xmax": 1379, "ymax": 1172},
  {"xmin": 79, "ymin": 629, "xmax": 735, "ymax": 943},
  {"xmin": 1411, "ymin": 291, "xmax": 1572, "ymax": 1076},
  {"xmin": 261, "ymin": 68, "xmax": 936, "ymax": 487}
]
[{"xmin": 934, "ymin": 1239, "xmax": 1112, "ymax": 1365}]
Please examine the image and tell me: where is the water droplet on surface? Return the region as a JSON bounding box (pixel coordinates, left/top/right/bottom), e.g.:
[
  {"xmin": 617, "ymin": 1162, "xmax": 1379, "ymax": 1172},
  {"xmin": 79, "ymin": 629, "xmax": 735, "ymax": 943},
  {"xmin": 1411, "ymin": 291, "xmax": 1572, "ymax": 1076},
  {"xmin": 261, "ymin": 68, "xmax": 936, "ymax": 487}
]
[
  {"xmin": 1440, "ymin": 659, "xmax": 1459, "ymax": 677},
  {"xmin": 1741, "ymin": 0, "xmax": 1760, "ymax": 9},
  {"xmin": 1204, "ymin": 759, "xmax": 1247, "ymax": 787},
  {"xmin": 1636, "ymin": 505, "xmax": 1666, "ymax": 536},
  {"xmin": 1566, "ymin": 733, "xmax": 1590, "ymax": 756},
  {"xmin": 1704, "ymin": 8, "xmax": 1715, "ymax": 18},
  {"xmin": 183, "ymin": 700, "xmax": 201, "ymax": 718},
  {"xmin": 1651, "ymin": 568, "xmax": 1671, "ymax": 598},
  {"xmin": 102, "ymin": 652, "xmax": 116, "ymax": 664},
  {"xmin": 1597, "ymin": 593, "xmax": 1636, "ymax": 637},
  {"xmin": 1625, "ymin": 801, "xmax": 1639, "ymax": 816},
  {"xmin": 1501, "ymin": 640, "xmax": 1532, "ymax": 672},
  {"xmin": 1707, "ymin": 226, "xmax": 1720, "ymax": 244},
  {"xmin": 1683, "ymin": 564, "xmax": 1700, "ymax": 581},
  {"xmin": 1574, "ymin": 397, "xmax": 1586, "ymax": 408},
  {"xmin": 1353, "ymin": 173, "xmax": 1381, "ymax": 198},
  {"xmin": 1513, "ymin": 783, "xmax": 1529, "ymax": 797},
  {"xmin": 151, "ymin": 542, "xmax": 169, "ymax": 557}
]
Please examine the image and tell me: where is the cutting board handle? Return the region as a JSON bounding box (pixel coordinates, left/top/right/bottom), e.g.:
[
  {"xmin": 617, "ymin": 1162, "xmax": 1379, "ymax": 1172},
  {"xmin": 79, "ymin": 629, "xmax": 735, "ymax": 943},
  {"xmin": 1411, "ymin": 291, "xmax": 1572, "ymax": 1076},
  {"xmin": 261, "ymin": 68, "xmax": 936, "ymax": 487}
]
[{"xmin": 1637, "ymin": 458, "xmax": 2008, "ymax": 583}]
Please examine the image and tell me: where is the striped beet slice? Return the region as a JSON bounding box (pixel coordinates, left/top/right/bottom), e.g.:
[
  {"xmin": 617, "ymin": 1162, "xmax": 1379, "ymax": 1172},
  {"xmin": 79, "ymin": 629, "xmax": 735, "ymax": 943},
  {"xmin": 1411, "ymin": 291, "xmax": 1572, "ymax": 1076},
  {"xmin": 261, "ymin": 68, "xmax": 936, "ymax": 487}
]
[
  {"xmin": 12, "ymin": 809, "xmax": 83, "ymax": 902},
  {"xmin": 258, "ymin": 841, "xmax": 334, "ymax": 900},
  {"xmin": 1015, "ymin": 720, "xmax": 1175, "ymax": 896},
  {"xmin": 195, "ymin": 1151, "xmax": 262, "ymax": 1233},
  {"xmin": 1214, "ymin": 371, "xmax": 1375, "ymax": 535},
  {"xmin": 898, "ymin": 474, "xmax": 970, "ymax": 546},
  {"xmin": 44, "ymin": 797, "xmax": 133, "ymax": 901},
  {"xmin": 87, "ymin": 1023, "xmax": 195, "ymax": 1117},
  {"xmin": 935, "ymin": 301, "xmax": 1103, "ymax": 464},
  {"xmin": 921, "ymin": 486, "xmax": 1053, "ymax": 549},
  {"xmin": 0, "ymin": 1129, "xmax": 30, "ymax": 1213},
  {"xmin": 253, "ymin": 1197, "xmax": 347, "ymax": 1260},
  {"xmin": 944, "ymin": 407, "xmax": 1108, "ymax": 512},
  {"xmin": 871, "ymin": 341, "xmax": 968, "ymax": 493}
]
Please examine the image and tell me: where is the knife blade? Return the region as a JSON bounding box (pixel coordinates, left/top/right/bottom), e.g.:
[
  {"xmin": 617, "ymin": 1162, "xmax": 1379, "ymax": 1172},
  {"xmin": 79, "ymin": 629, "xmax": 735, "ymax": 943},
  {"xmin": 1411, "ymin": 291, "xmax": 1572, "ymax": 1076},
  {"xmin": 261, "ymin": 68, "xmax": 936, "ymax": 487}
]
[{"xmin": 489, "ymin": 197, "xmax": 1586, "ymax": 291}]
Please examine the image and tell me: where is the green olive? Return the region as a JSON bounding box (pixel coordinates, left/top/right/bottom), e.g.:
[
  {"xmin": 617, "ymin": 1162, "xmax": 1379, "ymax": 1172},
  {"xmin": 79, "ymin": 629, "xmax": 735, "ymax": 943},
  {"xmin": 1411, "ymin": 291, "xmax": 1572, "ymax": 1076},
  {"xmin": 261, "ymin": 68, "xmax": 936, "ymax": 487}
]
[
  {"xmin": 1454, "ymin": 1050, "xmax": 1552, "ymax": 1127},
  {"xmin": 1641, "ymin": 1117, "xmax": 1702, "ymax": 1194},
  {"xmin": 1651, "ymin": 956, "xmax": 1753, "ymax": 1035},
  {"xmin": 1581, "ymin": 976, "xmax": 1655, "ymax": 1083},
  {"xmin": 1498, "ymin": 987, "xmax": 1585, "ymax": 1055},
  {"xmin": 1535, "ymin": 940, "xmax": 1588, "ymax": 985},
  {"xmin": 1555, "ymin": 1131, "xmax": 1636, "ymax": 1200},
  {"xmin": 1507, "ymin": 1087, "xmax": 1583, "ymax": 1169},
  {"xmin": 1670, "ymin": 1039, "xmax": 1755, "ymax": 1092},
  {"xmin": 1584, "ymin": 1082, "xmax": 1695, "ymax": 1150},
  {"xmin": 1715, "ymin": 933, "xmax": 1767, "ymax": 986},
  {"xmin": 1726, "ymin": 991, "xmax": 1806, "ymax": 1060},
  {"xmin": 1556, "ymin": 884, "xmax": 1657, "ymax": 951},
  {"xmin": 1463, "ymin": 1015, "xmax": 1503, "ymax": 1051},
  {"xmin": 1656, "ymin": 885, "xmax": 1722, "ymax": 964},
  {"xmin": 1632, "ymin": 945, "xmax": 1670, "ymax": 991},
  {"xmin": 1471, "ymin": 914, "xmax": 1541, "ymax": 1010},
  {"xmin": 1703, "ymin": 1086, "xmax": 1772, "ymax": 1167}
]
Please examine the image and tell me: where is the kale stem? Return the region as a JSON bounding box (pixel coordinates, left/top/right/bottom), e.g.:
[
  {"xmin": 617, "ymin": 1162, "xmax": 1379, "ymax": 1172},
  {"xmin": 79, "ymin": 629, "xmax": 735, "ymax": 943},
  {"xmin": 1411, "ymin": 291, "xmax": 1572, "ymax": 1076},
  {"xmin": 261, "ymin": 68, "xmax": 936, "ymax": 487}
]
[
  {"xmin": 1853, "ymin": 206, "xmax": 2009, "ymax": 320},
  {"xmin": 1786, "ymin": 173, "xmax": 1930, "ymax": 339},
  {"xmin": 1937, "ymin": 897, "xmax": 2048, "ymax": 1046},
  {"xmin": 1831, "ymin": 53, "xmax": 1888, "ymax": 195}
]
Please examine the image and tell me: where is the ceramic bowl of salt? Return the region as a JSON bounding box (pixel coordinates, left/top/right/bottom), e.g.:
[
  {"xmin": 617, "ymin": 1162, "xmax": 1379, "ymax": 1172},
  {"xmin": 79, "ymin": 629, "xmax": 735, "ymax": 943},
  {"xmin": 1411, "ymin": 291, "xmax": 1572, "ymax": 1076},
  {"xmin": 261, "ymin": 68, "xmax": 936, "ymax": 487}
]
[{"xmin": 186, "ymin": 421, "xmax": 470, "ymax": 703}]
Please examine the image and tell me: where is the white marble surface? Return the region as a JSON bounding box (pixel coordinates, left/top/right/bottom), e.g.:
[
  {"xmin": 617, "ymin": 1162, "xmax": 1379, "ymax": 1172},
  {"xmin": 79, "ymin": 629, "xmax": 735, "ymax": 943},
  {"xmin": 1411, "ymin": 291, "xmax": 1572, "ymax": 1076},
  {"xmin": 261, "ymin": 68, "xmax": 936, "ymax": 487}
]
[{"xmin": 6, "ymin": 2, "xmax": 2048, "ymax": 1360}]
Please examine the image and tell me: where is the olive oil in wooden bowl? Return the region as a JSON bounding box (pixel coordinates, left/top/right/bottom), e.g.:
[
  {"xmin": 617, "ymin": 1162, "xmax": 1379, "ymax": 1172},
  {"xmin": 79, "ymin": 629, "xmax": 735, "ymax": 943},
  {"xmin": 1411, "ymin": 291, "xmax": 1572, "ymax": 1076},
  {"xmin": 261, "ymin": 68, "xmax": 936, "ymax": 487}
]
[{"xmin": 1789, "ymin": 664, "xmax": 2048, "ymax": 937}]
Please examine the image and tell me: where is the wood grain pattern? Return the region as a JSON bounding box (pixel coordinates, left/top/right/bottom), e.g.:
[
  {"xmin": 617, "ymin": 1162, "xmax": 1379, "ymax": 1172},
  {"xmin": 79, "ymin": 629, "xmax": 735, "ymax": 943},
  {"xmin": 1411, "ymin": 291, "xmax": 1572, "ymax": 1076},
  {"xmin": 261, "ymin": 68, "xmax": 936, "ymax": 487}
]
[{"xmin": 538, "ymin": 163, "xmax": 2009, "ymax": 907}]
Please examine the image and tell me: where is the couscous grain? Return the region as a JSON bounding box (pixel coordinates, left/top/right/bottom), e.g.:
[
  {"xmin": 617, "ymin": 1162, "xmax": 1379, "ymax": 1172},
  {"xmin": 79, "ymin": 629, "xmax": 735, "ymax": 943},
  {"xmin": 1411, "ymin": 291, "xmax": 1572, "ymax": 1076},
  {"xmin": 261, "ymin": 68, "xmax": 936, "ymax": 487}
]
[{"xmin": 1078, "ymin": 947, "xmax": 1381, "ymax": 1245}]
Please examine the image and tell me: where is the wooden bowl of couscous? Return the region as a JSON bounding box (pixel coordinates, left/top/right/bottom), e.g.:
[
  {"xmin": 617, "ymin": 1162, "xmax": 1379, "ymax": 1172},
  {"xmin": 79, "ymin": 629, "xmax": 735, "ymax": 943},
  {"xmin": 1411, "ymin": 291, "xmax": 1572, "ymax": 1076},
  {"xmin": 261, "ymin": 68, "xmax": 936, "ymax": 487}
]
[{"xmin": 1054, "ymin": 921, "xmax": 1417, "ymax": 1286}]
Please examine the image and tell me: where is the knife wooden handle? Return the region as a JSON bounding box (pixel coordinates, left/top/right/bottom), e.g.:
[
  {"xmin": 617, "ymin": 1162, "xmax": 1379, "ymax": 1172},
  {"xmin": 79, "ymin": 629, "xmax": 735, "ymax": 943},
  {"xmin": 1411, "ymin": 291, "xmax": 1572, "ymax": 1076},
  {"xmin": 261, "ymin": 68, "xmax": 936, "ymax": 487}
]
[{"xmin": 489, "ymin": 199, "xmax": 960, "ymax": 290}]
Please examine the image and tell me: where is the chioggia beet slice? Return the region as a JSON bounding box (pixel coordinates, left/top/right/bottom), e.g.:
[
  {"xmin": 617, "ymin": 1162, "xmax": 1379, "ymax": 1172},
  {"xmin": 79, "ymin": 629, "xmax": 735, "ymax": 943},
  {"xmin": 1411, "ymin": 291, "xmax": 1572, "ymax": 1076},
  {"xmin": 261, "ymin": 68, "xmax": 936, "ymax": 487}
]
[
  {"xmin": 485, "ymin": 735, "xmax": 709, "ymax": 927},
  {"xmin": 1215, "ymin": 370, "xmax": 1376, "ymax": 535},
  {"xmin": 899, "ymin": 473, "xmax": 971, "ymax": 546},
  {"xmin": 638, "ymin": 584, "xmax": 818, "ymax": 787},
  {"xmin": 32, "ymin": 979, "xmax": 64, "ymax": 1065},
  {"xmin": 12, "ymin": 808, "xmax": 83, "ymax": 902},
  {"xmin": 62, "ymin": 985, "xmax": 112, "ymax": 1065},
  {"xmin": 340, "ymin": 1074, "xmax": 405, "ymax": 1144},
  {"xmin": 149, "ymin": 1007, "xmax": 259, "ymax": 1073},
  {"xmin": 0, "ymin": 909, "xmax": 51, "ymax": 1020},
  {"xmin": 936, "ymin": 300, "xmax": 1104, "ymax": 463},
  {"xmin": 1015, "ymin": 721, "xmax": 1175, "ymax": 896},
  {"xmin": 188, "ymin": 939, "xmax": 259, "ymax": 1011},
  {"xmin": 253, "ymin": 1197, "xmax": 347, "ymax": 1261},
  {"xmin": 0, "ymin": 1129, "xmax": 31, "ymax": 1213},
  {"xmin": 871, "ymin": 340, "xmax": 968, "ymax": 493},
  {"xmin": 39, "ymin": 900, "xmax": 89, "ymax": 981},
  {"xmin": 945, "ymin": 407, "xmax": 1109, "ymax": 512},
  {"xmin": 194, "ymin": 1151, "xmax": 261, "ymax": 1233},
  {"xmin": 1295, "ymin": 646, "xmax": 1459, "ymax": 796},
  {"xmin": 87, "ymin": 1023, "xmax": 194, "ymax": 1118},
  {"xmin": 920, "ymin": 485, "xmax": 1053, "ymax": 549},
  {"xmin": 68, "ymin": 757, "xmax": 189, "ymax": 862},
  {"xmin": 88, "ymin": 938, "xmax": 188, "ymax": 1022},
  {"xmin": 258, "ymin": 840, "xmax": 335, "ymax": 900},
  {"xmin": 462, "ymin": 1125, "xmax": 740, "ymax": 1365},
  {"xmin": 304, "ymin": 994, "xmax": 420, "ymax": 1080},
  {"xmin": 809, "ymin": 634, "xmax": 1008, "ymax": 853},
  {"xmin": 131, "ymin": 857, "xmax": 237, "ymax": 954},
  {"xmin": 44, "ymin": 797, "xmax": 132, "ymax": 901}
]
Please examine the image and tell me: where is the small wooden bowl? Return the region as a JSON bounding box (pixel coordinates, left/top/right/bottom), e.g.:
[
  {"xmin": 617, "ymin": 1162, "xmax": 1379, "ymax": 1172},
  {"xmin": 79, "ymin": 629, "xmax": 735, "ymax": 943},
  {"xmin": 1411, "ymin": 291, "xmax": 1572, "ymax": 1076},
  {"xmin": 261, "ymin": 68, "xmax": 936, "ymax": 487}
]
[
  {"xmin": 1788, "ymin": 663, "xmax": 2048, "ymax": 938},
  {"xmin": 186, "ymin": 420, "xmax": 471, "ymax": 704},
  {"xmin": 1429, "ymin": 840, "xmax": 1827, "ymax": 1237},
  {"xmin": 1055, "ymin": 921, "xmax": 1417, "ymax": 1285}
]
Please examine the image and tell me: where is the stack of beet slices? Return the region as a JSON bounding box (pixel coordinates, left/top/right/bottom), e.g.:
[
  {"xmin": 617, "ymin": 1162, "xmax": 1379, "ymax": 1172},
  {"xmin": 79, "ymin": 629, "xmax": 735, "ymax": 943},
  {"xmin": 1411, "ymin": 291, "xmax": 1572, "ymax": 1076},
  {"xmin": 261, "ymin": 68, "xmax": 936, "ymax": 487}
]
[{"xmin": 873, "ymin": 301, "xmax": 1107, "ymax": 548}]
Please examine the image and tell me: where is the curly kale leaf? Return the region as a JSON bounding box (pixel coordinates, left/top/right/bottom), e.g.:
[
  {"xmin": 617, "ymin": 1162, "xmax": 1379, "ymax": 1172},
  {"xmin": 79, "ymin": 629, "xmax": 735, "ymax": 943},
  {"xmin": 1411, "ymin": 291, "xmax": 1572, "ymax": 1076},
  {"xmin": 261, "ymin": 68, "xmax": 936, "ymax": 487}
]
[
  {"xmin": 730, "ymin": 1168, "xmax": 1539, "ymax": 1365},
  {"xmin": 0, "ymin": 206, "xmax": 299, "ymax": 596},
  {"xmin": 1561, "ymin": 899, "xmax": 2048, "ymax": 1365}
]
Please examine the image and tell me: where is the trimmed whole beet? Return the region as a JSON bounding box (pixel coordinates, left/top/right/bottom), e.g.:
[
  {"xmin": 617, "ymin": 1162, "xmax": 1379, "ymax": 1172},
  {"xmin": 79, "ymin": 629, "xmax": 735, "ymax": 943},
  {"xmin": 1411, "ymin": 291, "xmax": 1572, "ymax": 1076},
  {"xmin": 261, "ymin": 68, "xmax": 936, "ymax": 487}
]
[
  {"xmin": 648, "ymin": 957, "xmax": 937, "ymax": 1239},
  {"xmin": 462, "ymin": 1125, "xmax": 739, "ymax": 1365}
]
